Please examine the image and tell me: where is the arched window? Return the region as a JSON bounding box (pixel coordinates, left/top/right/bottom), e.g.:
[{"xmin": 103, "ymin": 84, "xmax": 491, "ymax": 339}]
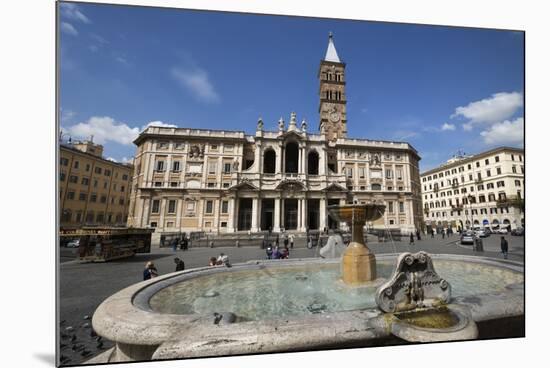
[
  {"xmin": 263, "ymin": 149, "xmax": 276, "ymax": 174},
  {"xmin": 371, "ymin": 183, "xmax": 382, "ymax": 191},
  {"xmin": 308, "ymin": 151, "xmax": 319, "ymax": 175}
]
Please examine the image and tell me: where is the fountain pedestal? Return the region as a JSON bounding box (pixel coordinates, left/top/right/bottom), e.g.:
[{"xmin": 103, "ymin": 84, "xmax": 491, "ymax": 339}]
[{"xmin": 328, "ymin": 204, "xmax": 385, "ymax": 285}]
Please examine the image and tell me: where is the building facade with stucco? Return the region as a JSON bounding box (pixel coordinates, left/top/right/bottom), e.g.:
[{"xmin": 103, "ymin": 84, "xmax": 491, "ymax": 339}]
[{"xmin": 127, "ymin": 34, "xmax": 423, "ymax": 237}]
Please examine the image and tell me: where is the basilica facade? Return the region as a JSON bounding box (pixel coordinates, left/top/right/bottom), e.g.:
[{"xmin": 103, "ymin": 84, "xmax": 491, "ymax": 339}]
[{"xmin": 127, "ymin": 34, "xmax": 423, "ymax": 236}]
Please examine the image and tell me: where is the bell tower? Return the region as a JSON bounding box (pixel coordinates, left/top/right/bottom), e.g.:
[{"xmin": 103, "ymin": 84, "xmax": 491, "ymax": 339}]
[{"xmin": 319, "ymin": 32, "xmax": 347, "ymax": 141}]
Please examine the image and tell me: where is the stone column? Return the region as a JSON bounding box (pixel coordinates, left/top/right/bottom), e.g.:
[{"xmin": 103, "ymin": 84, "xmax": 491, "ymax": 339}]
[
  {"xmin": 176, "ymin": 198, "xmax": 183, "ymax": 230},
  {"xmin": 273, "ymin": 197, "xmax": 281, "ymax": 232},
  {"xmin": 198, "ymin": 200, "xmax": 204, "ymax": 231},
  {"xmin": 302, "ymin": 198, "xmax": 308, "ymax": 231},
  {"xmin": 227, "ymin": 197, "xmax": 235, "ymax": 233},
  {"xmin": 297, "ymin": 199, "xmax": 302, "ymax": 231},
  {"xmin": 319, "ymin": 197, "xmax": 327, "ymax": 231},
  {"xmin": 281, "ymin": 199, "xmax": 285, "ymax": 230},
  {"xmin": 159, "ymin": 198, "xmax": 166, "ymax": 229},
  {"xmin": 251, "ymin": 197, "xmax": 259, "ymax": 232}
]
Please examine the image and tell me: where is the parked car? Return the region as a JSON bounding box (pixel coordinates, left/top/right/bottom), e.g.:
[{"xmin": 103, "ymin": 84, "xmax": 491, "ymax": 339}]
[
  {"xmin": 511, "ymin": 227, "xmax": 525, "ymax": 236},
  {"xmin": 475, "ymin": 229, "xmax": 490, "ymax": 238},
  {"xmin": 496, "ymin": 228, "xmax": 509, "ymax": 234},
  {"xmin": 66, "ymin": 239, "xmax": 80, "ymax": 248},
  {"xmin": 460, "ymin": 232, "xmax": 476, "ymax": 245}
]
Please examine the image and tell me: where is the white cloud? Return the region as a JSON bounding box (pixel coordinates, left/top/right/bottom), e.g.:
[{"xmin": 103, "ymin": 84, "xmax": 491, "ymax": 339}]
[
  {"xmin": 451, "ymin": 92, "xmax": 523, "ymax": 126},
  {"xmin": 441, "ymin": 123, "xmax": 456, "ymax": 131},
  {"xmin": 61, "ymin": 22, "xmax": 78, "ymax": 36},
  {"xmin": 480, "ymin": 117, "xmax": 524, "ymax": 146},
  {"xmin": 63, "ymin": 116, "xmax": 139, "ymax": 145},
  {"xmin": 392, "ymin": 130, "xmax": 419, "ymax": 140},
  {"xmin": 462, "ymin": 123, "xmax": 473, "ymax": 131},
  {"xmin": 115, "ymin": 56, "xmax": 129, "ymax": 65},
  {"xmin": 63, "ymin": 117, "xmax": 183, "ymax": 147},
  {"xmin": 60, "ymin": 3, "xmax": 91, "ymax": 24},
  {"xmin": 171, "ymin": 67, "xmax": 220, "ymax": 103},
  {"xmin": 61, "ymin": 109, "xmax": 76, "ymax": 122}
]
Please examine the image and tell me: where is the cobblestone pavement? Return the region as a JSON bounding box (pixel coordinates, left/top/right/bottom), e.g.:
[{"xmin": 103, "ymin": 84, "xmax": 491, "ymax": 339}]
[{"xmin": 58, "ymin": 233, "xmax": 524, "ymax": 365}]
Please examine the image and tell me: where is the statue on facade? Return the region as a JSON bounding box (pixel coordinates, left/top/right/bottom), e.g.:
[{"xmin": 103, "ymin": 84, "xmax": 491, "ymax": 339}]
[
  {"xmin": 189, "ymin": 145, "xmax": 201, "ymax": 158},
  {"xmin": 232, "ymin": 159, "xmax": 240, "ymax": 171},
  {"xmin": 301, "ymin": 119, "xmax": 307, "ymax": 132},
  {"xmin": 257, "ymin": 117, "xmax": 264, "ymax": 131},
  {"xmin": 370, "ymin": 153, "xmax": 380, "ymax": 166},
  {"xmin": 278, "ymin": 117, "xmax": 285, "ymax": 132}
]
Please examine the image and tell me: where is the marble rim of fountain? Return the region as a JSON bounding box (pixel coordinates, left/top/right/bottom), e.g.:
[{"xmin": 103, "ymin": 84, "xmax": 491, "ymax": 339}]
[{"xmin": 91, "ymin": 254, "xmax": 524, "ymax": 355}]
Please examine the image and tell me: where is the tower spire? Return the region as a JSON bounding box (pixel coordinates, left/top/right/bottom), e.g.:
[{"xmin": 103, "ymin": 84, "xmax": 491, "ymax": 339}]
[{"xmin": 324, "ymin": 31, "xmax": 341, "ymax": 63}]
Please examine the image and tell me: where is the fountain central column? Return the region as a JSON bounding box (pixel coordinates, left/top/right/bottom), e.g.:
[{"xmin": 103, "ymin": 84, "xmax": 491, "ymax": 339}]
[{"xmin": 328, "ymin": 204, "xmax": 385, "ymax": 285}]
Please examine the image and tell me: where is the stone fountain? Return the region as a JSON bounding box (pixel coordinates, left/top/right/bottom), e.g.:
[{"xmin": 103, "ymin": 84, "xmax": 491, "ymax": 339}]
[
  {"xmin": 327, "ymin": 203, "xmax": 385, "ymax": 285},
  {"xmin": 87, "ymin": 203, "xmax": 524, "ymax": 363}
]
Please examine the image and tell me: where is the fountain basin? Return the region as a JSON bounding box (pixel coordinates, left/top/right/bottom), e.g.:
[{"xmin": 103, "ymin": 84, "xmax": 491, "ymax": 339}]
[{"xmin": 90, "ymin": 254, "xmax": 523, "ymax": 363}]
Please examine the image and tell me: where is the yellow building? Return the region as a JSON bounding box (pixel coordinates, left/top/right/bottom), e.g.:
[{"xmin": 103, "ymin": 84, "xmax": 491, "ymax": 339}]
[{"xmin": 59, "ymin": 140, "xmax": 133, "ymax": 228}]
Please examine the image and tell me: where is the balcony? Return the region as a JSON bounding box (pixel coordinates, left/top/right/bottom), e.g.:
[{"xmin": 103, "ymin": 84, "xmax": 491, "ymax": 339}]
[
  {"xmin": 496, "ymin": 195, "xmax": 524, "ymax": 209},
  {"xmin": 451, "ymin": 182, "xmax": 459, "ymax": 189}
]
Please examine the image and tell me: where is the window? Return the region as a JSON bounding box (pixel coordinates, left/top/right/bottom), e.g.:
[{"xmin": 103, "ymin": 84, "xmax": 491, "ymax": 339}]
[
  {"xmin": 497, "ymin": 181, "xmax": 505, "ymax": 188},
  {"xmin": 172, "ymin": 161, "xmax": 181, "ymax": 172},
  {"xmin": 79, "ymin": 192, "xmax": 87, "ymax": 201},
  {"xmin": 73, "ymin": 161, "xmax": 79, "ymax": 169},
  {"xmin": 388, "ymin": 201, "xmax": 394, "ymax": 213},
  {"xmin": 207, "ymin": 182, "xmax": 216, "ymax": 188},
  {"xmin": 90, "ymin": 193, "xmax": 97, "ymax": 202},
  {"xmin": 60, "ymin": 157, "xmax": 69, "ymax": 166},
  {"xmin": 512, "ymin": 166, "xmax": 517, "ymax": 173},
  {"xmin": 150, "ymin": 222, "xmax": 157, "ymax": 228},
  {"xmin": 224, "ymin": 163, "xmax": 232, "ymax": 174},
  {"xmin": 208, "ymin": 162, "xmax": 217, "ymax": 174},
  {"xmin": 167, "ymin": 200, "xmax": 176, "ymax": 214},
  {"xmin": 359, "ymin": 167, "xmax": 365, "ymax": 179},
  {"xmin": 346, "ymin": 167, "xmax": 353, "ymax": 178},
  {"xmin": 485, "ymin": 159, "xmax": 489, "ymax": 165},
  {"xmin": 154, "ymin": 182, "xmax": 162, "ymax": 187},
  {"xmin": 371, "ymin": 183, "xmax": 382, "ymax": 191},
  {"xmin": 221, "ymin": 200, "xmax": 229, "ymax": 214},
  {"xmin": 515, "ymin": 180, "xmax": 521, "ymax": 187},
  {"xmin": 151, "ymin": 200, "xmax": 160, "ymax": 213},
  {"xmin": 113, "ymin": 183, "xmax": 117, "ymax": 191},
  {"xmin": 469, "ymin": 174, "xmax": 473, "ymax": 181},
  {"xmin": 155, "ymin": 160, "xmax": 165, "ymax": 172},
  {"xmin": 158, "ymin": 141, "xmax": 169, "ymax": 149},
  {"xmin": 95, "ymin": 167, "xmax": 102, "ymax": 174},
  {"xmin": 496, "ymin": 167, "xmax": 501, "ymax": 175},
  {"xmin": 396, "ymin": 168, "xmax": 403, "ymax": 180},
  {"xmin": 486, "ymin": 169, "xmax": 491, "ymax": 177},
  {"xmin": 119, "ymin": 198, "xmax": 124, "ymax": 205},
  {"xmin": 487, "ymin": 183, "xmax": 494, "ymax": 189},
  {"xmin": 467, "ymin": 164, "xmax": 471, "ymax": 170},
  {"xmin": 205, "ymin": 200, "xmax": 213, "ymax": 214},
  {"xmin": 85, "ymin": 212, "xmax": 94, "ymax": 223},
  {"xmin": 223, "ymin": 182, "xmax": 230, "ymax": 188},
  {"xmin": 479, "ymin": 195, "xmax": 486, "ymax": 203},
  {"xmin": 477, "ymin": 184, "xmax": 484, "ymax": 191},
  {"xmin": 122, "ymin": 174, "xmax": 129, "ymax": 180},
  {"xmin": 224, "ymin": 144, "xmax": 234, "ymax": 152},
  {"xmin": 60, "ymin": 172, "xmax": 66, "ymax": 181},
  {"xmin": 477, "ymin": 172, "xmax": 482, "ymax": 181},
  {"xmin": 511, "ymin": 154, "xmax": 515, "ymax": 161},
  {"xmin": 100, "ymin": 195, "xmax": 107, "ymax": 203},
  {"xmin": 495, "ymin": 156, "xmax": 500, "ymax": 163},
  {"xmin": 210, "ymin": 144, "xmax": 218, "ymax": 151},
  {"xmin": 399, "ymin": 201, "xmax": 405, "ymax": 213},
  {"xmin": 120, "ymin": 185, "xmax": 125, "ymax": 192},
  {"xmin": 385, "ymin": 169, "xmax": 393, "ymax": 179},
  {"xmin": 103, "ymin": 181, "xmax": 108, "ymax": 189},
  {"xmin": 221, "ymin": 222, "xmax": 227, "ymax": 228},
  {"xmin": 67, "ymin": 191, "xmax": 75, "ymax": 200},
  {"xmin": 175, "ymin": 142, "xmax": 185, "ymax": 150},
  {"xmin": 520, "ymin": 166, "xmax": 524, "ymax": 174},
  {"xmin": 519, "ymin": 155, "xmax": 523, "ymax": 162},
  {"xmin": 170, "ymin": 182, "xmax": 178, "ymax": 188},
  {"xmin": 81, "ymin": 177, "xmax": 89, "ymax": 186},
  {"xmin": 93, "ymin": 179, "xmax": 98, "ymax": 188},
  {"xmin": 476, "ymin": 162, "xmax": 480, "ymax": 168},
  {"xmin": 69, "ymin": 175, "xmax": 78, "ymax": 183},
  {"xmin": 389, "ymin": 220, "xmax": 395, "ymax": 225},
  {"xmin": 104, "ymin": 169, "xmax": 111, "ymax": 177}
]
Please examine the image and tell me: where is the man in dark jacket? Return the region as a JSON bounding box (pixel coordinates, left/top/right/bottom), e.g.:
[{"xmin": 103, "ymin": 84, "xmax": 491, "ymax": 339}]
[
  {"xmin": 500, "ymin": 236, "xmax": 509, "ymax": 259},
  {"xmin": 174, "ymin": 257, "xmax": 185, "ymax": 271}
]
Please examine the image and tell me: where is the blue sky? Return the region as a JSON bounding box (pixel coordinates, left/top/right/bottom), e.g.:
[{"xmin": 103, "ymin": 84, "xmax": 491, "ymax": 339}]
[{"xmin": 59, "ymin": 2, "xmax": 524, "ymax": 171}]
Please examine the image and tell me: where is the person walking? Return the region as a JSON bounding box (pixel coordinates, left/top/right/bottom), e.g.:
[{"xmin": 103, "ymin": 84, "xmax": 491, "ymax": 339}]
[
  {"xmin": 430, "ymin": 229, "xmax": 434, "ymax": 238},
  {"xmin": 307, "ymin": 235, "xmax": 313, "ymax": 249},
  {"xmin": 500, "ymin": 236, "xmax": 509, "ymax": 259},
  {"xmin": 143, "ymin": 262, "xmax": 158, "ymax": 280},
  {"xmin": 266, "ymin": 244, "xmax": 273, "ymax": 259},
  {"xmin": 174, "ymin": 257, "xmax": 185, "ymax": 271},
  {"xmin": 283, "ymin": 234, "xmax": 289, "ymax": 248},
  {"xmin": 409, "ymin": 232, "xmax": 414, "ymax": 246},
  {"xmin": 289, "ymin": 233, "xmax": 295, "ymax": 249},
  {"xmin": 416, "ymin": 229, "xmax": 421, "ymax": 241},
  {"xmin": 441, "ymin": 229, "xmax": 445, "ymax": 239}
]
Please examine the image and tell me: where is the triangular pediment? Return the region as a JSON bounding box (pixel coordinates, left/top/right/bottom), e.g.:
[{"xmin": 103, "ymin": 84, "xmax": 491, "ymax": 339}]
[
  {"xmin": 324, "ymin": 182, "xmax": 349, "ymax": 192},
  {"xmin": 281, "ymin": 130, "xmax": 304, "ymax": 140},
  {"xmin": 229, "ymin": 181, "xmax": 259, "ymax": 191},
  {"xmin": 275, "ymin": 179, "xmax": 306, "ymax": 191}
]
